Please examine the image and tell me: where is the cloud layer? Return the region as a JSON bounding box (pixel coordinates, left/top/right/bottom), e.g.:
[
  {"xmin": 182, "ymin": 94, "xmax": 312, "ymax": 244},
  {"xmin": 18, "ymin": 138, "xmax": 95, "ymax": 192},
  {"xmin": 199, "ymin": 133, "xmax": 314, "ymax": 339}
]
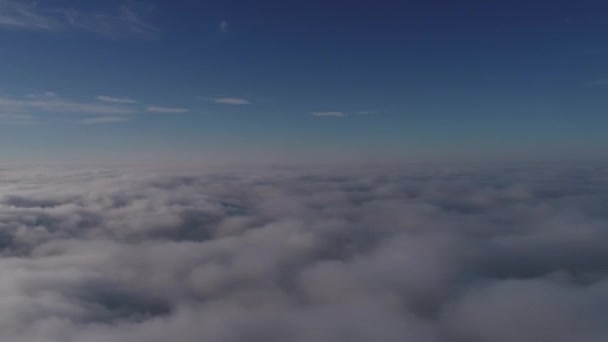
[{"xmin": 0, "ymin": 164, "xmax": 607, "ymax": 341}]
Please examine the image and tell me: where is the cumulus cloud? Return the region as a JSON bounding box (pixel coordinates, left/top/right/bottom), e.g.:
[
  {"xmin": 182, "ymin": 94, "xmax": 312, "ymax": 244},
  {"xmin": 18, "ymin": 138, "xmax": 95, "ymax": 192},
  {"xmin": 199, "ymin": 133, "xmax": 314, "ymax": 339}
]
[
  {"xmin": 0, "ymin": 164, "xmax": 606, "ymax": 341},
  {"xmin": 146, "ymin": 106, "xmax": 189, "ymax": 113}
]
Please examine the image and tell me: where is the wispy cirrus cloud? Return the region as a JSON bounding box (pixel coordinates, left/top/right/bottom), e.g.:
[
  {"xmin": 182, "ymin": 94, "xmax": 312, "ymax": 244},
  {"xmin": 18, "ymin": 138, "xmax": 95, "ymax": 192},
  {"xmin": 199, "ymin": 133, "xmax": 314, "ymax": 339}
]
[
  {"xmin": 96, "ymin": 96, "xmax": 138, "ymax": 104},
  {"xmin": 0, "ymin": 113, "xmax": 38, "ymax": 125},
  {"xmin": 0, "ymin": 1, "xmax": 159, "ymax": 38},
  {"xmin": 146, "ymin": 105, "xmax": 189, "ymax": 113},
  {"xmin": 0, "ymin": 0, "xmax": 60, "ymax": 30},
  {"xmin": 0, "ymin": 94, "xmax": 136, "ymax": 115},
  {"xmin": 204, "ymin": 97, "xmax": 252, "ymax": 105},
  {"xmin": 64, "ymin": 5, "xmax": 160, "ymax": 39},
  {"xmin": 80, "ymin": 116, "xmax": 131, "ymax": 125},
  {"xmin": 312, "ymin": 111, "xmax": 347, "ymax": 117}
]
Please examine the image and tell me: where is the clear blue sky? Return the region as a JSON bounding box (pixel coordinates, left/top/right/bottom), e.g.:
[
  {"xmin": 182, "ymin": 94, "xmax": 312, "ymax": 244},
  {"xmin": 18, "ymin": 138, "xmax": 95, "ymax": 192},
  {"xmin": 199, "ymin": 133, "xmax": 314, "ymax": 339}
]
[{"xmin": 0, "ymin": 0, "xmax": 606, "ymax": 164}]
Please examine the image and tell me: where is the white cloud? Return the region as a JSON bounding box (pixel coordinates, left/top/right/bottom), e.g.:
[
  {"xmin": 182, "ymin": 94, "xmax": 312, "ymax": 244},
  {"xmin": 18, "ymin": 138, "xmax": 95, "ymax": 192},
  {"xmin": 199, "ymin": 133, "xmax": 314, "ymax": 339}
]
[
  {"xmin": 0, "ymin": 1, "xmax": 158, "ymax": 38},
  {"xmin": 0, "ymin": 94, "xmax": 136, "ymax": 115},
  {"xmin": 219, "ymin": 20, "xmax": 229, "ymax": 33},
  {"xmin": 0, "ymin": 165, "xmax": 605, "ymax": 341},
  {"xmin": 96, "ymin": 96, "xmax": 138, "ymax": 104},
  {"xmin": 312, "ymin": 111, "xmax": 347, "ymax": 117},
  {"xmin": 212, "ymin": 97, "xmax": 252, "ymax": 105},
  {"xmin": 25, "ymin": 91, "xmax": 58, "ymax": 99},
  {"xmin": 66, "ymin": 5, "xmax": 159, "ymax": 39},
  {"xmin": 80, "ymin": 116, "xmax": 130, "ymax": 125},
  {"xmin": 0, "ymin": 0, "xmax": 60, "ymax": 30},
  {"xmin": 146, "ymin": 106, "xmax": 189, "ymax": 113}
]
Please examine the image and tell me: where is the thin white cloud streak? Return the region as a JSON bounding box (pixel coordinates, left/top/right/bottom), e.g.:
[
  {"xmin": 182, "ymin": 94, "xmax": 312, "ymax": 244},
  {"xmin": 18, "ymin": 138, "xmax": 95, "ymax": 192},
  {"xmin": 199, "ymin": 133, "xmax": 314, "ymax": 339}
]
[
  {"xmin": 0, "ymin": 113, "xmax": 38, "ymax": 125},
  {"xmin": 212, "ymin": 97, "xmax": 251, "ymax": 105},
  {"xmin": 0, "ymin": 96, "xmax": 136, "ymax": 115},
  {"xmin": 146, "ymin": 106, "xmax": 189, "ymax": 113},
  {"xmin": 0, "ymin": 0, "xmax": 60, "ymax": 30},
  {"xmin": 96, "ymin": 96, "xmax": 138, "ymax": 104},
  {"xmin": 0, "ymin": 1, "xmax": 158, "ymax": 38},
  {"xmin": 65, "ymin": 5, "xmax": 160, "ymax": 39},
  {"xmin": 80, "ymin": 116, "xmax": 130, "ymax": 125},
  {"xmin": 312, "ymin": 111, "xmax": 347, "ymax": 117},
  {"xmin": 25, "ymin": 91, "xmax": 57, "ymax": 99}
]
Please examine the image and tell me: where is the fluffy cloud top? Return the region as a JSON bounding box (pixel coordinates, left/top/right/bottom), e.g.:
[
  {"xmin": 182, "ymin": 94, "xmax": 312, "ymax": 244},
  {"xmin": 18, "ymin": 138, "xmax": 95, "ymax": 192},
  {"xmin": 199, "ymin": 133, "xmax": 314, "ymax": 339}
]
[{"xmin": 0, "ymin": 164, "xmax": 606, "ymax": 341}]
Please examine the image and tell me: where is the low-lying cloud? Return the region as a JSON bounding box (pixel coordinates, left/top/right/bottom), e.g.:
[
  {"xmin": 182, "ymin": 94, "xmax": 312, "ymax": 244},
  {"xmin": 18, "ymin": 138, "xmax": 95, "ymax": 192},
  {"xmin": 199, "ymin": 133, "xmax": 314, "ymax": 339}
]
[{"xmin": 0, "ymin": 164, "xmax": 606, "ymax": 341}]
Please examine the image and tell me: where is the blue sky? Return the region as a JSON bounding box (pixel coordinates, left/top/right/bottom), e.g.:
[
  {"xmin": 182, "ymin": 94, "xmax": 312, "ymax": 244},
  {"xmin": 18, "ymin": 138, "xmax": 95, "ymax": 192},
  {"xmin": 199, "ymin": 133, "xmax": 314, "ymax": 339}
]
[{"xmin": 0, "ymin": 0, "xmax": 607, "ymax": 164}]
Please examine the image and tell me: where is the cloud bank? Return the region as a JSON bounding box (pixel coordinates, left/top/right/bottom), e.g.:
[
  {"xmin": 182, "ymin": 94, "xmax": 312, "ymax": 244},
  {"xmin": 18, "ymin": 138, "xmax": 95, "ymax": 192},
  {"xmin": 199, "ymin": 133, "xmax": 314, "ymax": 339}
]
[{"xmin": 0, "ymin": 164, "xmax": 606, "ymax": 341}]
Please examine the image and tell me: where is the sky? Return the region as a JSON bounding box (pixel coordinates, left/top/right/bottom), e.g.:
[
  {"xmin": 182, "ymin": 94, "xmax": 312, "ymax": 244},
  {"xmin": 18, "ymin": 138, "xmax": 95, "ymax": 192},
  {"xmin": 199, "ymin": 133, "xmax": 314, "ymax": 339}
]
[{"xmin": 0, "ymin": 0, "xmax": 607, "ymax": 165}]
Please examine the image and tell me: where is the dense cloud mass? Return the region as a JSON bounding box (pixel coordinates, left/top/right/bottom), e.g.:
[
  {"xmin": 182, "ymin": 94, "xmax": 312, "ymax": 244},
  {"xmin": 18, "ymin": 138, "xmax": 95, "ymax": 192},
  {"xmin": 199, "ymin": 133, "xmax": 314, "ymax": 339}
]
[{"xmin": 0, "ymin": 164, "xmax": 607, "ymax": 341}]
